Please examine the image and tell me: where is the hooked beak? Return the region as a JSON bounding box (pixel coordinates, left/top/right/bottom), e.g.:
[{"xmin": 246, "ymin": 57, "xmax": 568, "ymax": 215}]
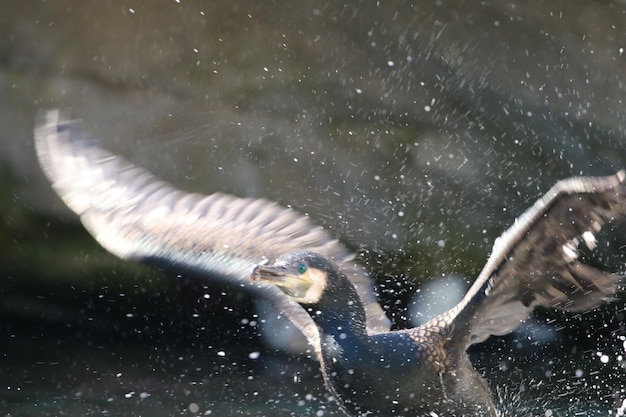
[
  {"xmin": 250, "ymin": 264, "xmax": 314, "ymax": 300},
  {"xmin": 250, "ymin": 264, "xmax": 287, "ymax": 284}
]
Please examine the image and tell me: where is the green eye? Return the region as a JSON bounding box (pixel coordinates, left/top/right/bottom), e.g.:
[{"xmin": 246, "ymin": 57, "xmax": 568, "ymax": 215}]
[{"xmin": 297, "ymin": 262, "xmax": 308, "ymax": 274}]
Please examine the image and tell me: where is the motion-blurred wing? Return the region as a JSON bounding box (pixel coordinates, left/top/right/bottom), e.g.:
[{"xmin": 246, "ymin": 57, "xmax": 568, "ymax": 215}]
[
  {"xmin": 453, "ymin": 172, "xmax": 625, "ymax": 347},
  {"xmin": 34, "ymin": 109, "xmax": 390, "ymax": 353}
]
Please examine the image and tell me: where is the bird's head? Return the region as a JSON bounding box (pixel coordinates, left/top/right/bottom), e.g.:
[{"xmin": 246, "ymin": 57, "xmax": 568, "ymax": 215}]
[
  {"xmin": 251, "ymin": 250, "xmax": 368, "ymax": 338},
  {"xmin": 250, "ymin": 250, "xmax": 334, "ymax": 304}
]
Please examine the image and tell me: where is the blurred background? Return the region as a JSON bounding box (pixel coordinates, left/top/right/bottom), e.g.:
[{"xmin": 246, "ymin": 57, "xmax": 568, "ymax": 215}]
[{"xmin": 1, "ymin": 1, "xmax": 626, "ymax": 416}]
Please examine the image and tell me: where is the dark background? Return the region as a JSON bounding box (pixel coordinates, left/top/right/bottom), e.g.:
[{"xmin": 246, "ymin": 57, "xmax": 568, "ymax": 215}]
[{"xmin": 1, "ymin": 1, "xmax": 626, "ymax": 416}]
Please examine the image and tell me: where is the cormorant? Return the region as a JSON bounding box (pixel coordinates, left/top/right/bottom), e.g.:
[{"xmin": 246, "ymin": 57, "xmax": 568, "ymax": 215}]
[
  {"xmin": 35, "ymin": 109, "xmax": 626, "ymax": 416},
  {"xmin": 251, "ymin": 172, "xmax": 626, "ymax": 416}
]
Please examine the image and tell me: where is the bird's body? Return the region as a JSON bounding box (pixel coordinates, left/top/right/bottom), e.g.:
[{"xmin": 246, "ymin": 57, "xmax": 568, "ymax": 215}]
[
  {"xmin": 35, "ymin": 109, "xmax": 626, "ymax": 416},
  {"xmin": 253, "ymin": 251, "xmax": 498, "ymax": 416},
  {"xmin": 316, "ymin": 312, "xmax": 494, "ymax": 416}
]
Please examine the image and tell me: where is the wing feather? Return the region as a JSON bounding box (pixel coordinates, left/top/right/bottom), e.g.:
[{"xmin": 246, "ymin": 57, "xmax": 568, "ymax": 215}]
[
  {"xmin": 450, "ymin": 171, "xmax": 626, "ymax": 346},
  {"xmin": 34, "ymin": 109, "xmax": 391, "ymax": 353}
]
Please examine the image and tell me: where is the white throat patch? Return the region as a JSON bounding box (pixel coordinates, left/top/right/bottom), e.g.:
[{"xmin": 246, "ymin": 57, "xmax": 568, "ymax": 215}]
[{"xmin": 295, "ymin": 267, "xmax": 328, "ymax": 304}]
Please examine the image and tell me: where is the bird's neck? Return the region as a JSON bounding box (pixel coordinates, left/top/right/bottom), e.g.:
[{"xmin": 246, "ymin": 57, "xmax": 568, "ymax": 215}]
[
  {"xmin": 312, "ymin": 302, "xmax": 368, "ymax": 341},
  {"xmin": 308, "ymin": 279, "xmax": 369, "ymax": 341}
]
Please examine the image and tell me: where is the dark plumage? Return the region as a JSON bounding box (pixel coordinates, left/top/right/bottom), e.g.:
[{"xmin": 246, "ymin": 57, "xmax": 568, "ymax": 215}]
[{"xmin": 252, "ymin": 171, "xmax": 626, "ymax": 416}]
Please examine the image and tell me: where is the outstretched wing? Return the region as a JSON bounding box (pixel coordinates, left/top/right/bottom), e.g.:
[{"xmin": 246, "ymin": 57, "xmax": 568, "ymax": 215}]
[
  {"xmin": 34, "ymin": 109, "xmax": 390, "ymax": 353},
  {"xmin": 450, "ymin": 172, "xmax": 625, "ymax": 347}
]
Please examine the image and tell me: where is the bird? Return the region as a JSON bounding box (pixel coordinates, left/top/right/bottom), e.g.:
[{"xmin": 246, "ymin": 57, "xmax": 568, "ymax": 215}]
[
  {"xmin": 33, "ymin": 109, "xmax": 390, "ymax": 354},
  {"xmin": 35, "ymin": 109, "xmax": 626, "ymax": 416},
  {"xmin": 251, "ymin": 171, "xmax": 626, "ymax": 417}
]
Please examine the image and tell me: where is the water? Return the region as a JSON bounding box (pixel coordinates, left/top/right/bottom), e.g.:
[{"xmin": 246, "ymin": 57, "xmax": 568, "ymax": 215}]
[{"xmin": 2, "ymin": 272, "xmax": 624, "ymax": 416}]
